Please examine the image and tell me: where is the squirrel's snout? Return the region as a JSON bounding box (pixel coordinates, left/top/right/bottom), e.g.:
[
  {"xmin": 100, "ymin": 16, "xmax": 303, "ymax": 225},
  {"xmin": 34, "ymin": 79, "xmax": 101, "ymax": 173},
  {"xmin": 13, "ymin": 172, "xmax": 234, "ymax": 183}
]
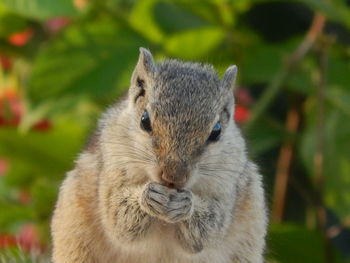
[{"xmin": 158, "ymin": 165, "xmax": 189, "ymax": 189}]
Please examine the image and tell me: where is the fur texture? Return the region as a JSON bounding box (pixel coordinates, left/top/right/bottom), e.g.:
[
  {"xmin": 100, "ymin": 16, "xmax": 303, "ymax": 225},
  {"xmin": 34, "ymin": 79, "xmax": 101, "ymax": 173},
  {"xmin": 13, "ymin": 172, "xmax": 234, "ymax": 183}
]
[{"xmin": 51, "ymin": 48, "xmax": 267, "ymax": 263}]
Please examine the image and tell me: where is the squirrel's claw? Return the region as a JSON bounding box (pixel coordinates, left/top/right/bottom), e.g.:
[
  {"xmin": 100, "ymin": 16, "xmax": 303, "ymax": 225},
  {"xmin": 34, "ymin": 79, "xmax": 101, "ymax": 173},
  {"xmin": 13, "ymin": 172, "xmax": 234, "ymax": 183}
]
[{"xmin": 140, "ymin": 182, "xmax": 193, "ymax": 223}]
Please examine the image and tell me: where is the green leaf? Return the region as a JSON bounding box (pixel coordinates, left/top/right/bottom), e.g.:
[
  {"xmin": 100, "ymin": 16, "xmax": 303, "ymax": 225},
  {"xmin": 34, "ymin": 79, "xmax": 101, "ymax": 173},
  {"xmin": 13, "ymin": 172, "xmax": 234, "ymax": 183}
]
[
  {"xmin": 31, "ymin": 179, "xmax": 58, "ymax": 221},
  {"xmin": 0, "ymin": 0, "xmax": 79, "ymax": 20},
  {"xmin": 153, "ymin": 1, "xmax": 209, "ymax": 34},
  {"xmin": 0, "ymin": 118, "xmax": 88, "ymax": 229},
  {"xmin": 171, "ymin": 0, "xmax": 222, "ymax": 25},
  {"xmin": 328, "ymin": 57, "xmax": 350, "ymax": 90},
  {"xmin": 285, "ymin": 58, "xmax": 314, "ymax": 95},
  {"xmin": 300, "ymin": 95, "xmax": 350, "ymax": 221},
  {"xmin": 296, "ymin": 0, "xmax": 350, "ymax": 28},
  {"xmin": 0, "ymin": 180, "xmax": 34, "ymax": 229},
  {"xmin": 0, "ymin": 10, "xmax": 28, "ymax": 37},
  {"xmin": 28, "ymin": 18, "xmax": 147, "ymax": 113},
  {"xmin": 267, "ymin": 224, "xmax": 325, "ymax": 263},
  {"xmin": 0, "ymin": 120, "xmax": 87, "ymax": 181},
  {"xmin": 286, "ymin": 70, "xmax": 313, "ymax": 95},
  {"xmin": 129, "ymin": 0, "xmax": 164, "ymax": 43},
  {"xmin": 0, "ymin": 247, "xmax": 50, "ymax": 263},
  {"xmin": 242, "ymin": 42, "xmax": 294, "ymax": 84},
  {"xmin": 164, "ymin": 27, "xmax": 225, "ymax": 60},
  {"xmin": 247, "ymin": 118, "xmax": 284, "ymax": 156},
  {"xmin": 326, "ymin": 87, "xmax": 350, "ymax": 118}
]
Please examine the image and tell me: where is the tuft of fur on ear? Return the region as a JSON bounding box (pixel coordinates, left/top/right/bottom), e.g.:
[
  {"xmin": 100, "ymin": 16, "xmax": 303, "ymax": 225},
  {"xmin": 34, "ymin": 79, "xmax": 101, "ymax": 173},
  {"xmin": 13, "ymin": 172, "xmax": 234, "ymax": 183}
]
[
  {"xmin": 222, "ymin": 65, "xmax": 237, "ymax": 92},
  {"xmin": 221, "ymin": 65, "xmax": 237, "ymax": 114},
  {"xmin": 130, "ymin": 48, "xmax": 157, "ymax": 103}
]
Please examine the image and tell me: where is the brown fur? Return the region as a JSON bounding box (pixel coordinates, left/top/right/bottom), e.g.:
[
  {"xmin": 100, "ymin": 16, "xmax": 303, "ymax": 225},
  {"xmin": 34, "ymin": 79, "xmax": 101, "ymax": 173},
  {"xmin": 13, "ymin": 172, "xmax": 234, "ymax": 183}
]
[{"xmin": 51, "ymin": 48, "xmax": 267, "ymax": 263}]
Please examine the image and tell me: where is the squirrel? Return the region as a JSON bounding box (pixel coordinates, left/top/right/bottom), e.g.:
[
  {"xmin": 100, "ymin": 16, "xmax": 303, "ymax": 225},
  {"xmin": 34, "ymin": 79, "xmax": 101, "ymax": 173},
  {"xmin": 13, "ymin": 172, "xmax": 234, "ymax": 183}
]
[{"xmin": 51, "ymin": 48, "xmax": 267, "ymax": 263}]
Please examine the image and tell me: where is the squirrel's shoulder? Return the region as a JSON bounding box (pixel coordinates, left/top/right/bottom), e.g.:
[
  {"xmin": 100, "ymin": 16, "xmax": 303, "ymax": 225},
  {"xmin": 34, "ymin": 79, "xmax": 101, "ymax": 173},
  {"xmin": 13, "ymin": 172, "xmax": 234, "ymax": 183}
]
[{"xmin": 84, "ymin": 97, "xmax": 128, "ymax": 153}]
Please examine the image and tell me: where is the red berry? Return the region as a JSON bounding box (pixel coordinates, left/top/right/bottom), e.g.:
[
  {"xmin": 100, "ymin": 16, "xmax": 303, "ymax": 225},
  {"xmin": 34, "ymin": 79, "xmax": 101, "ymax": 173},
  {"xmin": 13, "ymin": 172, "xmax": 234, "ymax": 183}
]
[
  {"xmin": 0, "ymin": 89, "xmax": 23, "ymax": 127},
  {"xmin": 8, "ymin": 29, "xmax": 33, "ymax": 46},
  {"xmin": 0, "ymin": 55, "xmax": 12, "ymax": 70},
  {"xmin": 33, "ymin": 119, "xmax": 52, "ymax": 131},
  {"xmin": 0, "ymin": 159, "xmax": 9, "ymax": 176},
  {"xmin": 17, "ymin": 224, "xmax": 41, "ymax": 252},
  {"xmin": 46, "ymin": 17, "xmax": 71, "ymax": 33},
  {"xmin": 234, "ymin": 105, "xmax": 251, "ymax": 124},
  {"xmin": 5, "ymin": 89, "xmax": 17, "ymax": 100},
  {"xmin": 0, "ymin": 234, "xmax": 17, "ymax": 248}
]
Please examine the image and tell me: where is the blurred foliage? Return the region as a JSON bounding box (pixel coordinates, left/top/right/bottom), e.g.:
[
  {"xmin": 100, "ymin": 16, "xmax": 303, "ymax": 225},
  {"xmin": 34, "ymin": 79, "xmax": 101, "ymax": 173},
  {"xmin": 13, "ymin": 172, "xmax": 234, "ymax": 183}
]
[
  {"xmin": 0, "ymin": 246, "xmax": 49, "ymax": 263},
  {"xmin": 0, "ymin": 0, "xmax": 349, "ymax": 262}
]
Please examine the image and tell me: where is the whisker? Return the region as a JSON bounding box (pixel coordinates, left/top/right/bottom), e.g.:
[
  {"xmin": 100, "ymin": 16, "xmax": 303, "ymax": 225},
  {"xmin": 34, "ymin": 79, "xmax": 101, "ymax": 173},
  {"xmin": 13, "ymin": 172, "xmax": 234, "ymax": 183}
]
[
  {"xmin": 112, "ymin": 154, "xmax": 155, "ymax": 164},
  {"xmin": 101, "ymin": 142, "xmax": 156, "ymax": 160}
]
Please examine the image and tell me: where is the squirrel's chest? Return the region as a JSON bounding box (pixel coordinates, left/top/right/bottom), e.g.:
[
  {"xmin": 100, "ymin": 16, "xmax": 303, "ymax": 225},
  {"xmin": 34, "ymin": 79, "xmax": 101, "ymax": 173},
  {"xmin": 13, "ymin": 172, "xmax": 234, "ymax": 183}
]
[
  {"xmin": 111, "ymin": 223, "xmax": 186, "ymax": 263},
  {"xmin": 105, "ymin": 220, "xmax": 229, "ymax": 263}
]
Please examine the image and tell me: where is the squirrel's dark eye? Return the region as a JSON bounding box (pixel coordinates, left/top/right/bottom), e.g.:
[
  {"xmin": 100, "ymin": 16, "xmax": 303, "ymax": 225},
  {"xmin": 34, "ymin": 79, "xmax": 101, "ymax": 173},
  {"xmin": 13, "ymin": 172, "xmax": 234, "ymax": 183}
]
[
  {"xmin": 140, "ymin": 111, "xmax": 152, "ymax": 133},
  {"xmin": 208, "ymin": 123, "xmax": 221, "ymax": 142}
]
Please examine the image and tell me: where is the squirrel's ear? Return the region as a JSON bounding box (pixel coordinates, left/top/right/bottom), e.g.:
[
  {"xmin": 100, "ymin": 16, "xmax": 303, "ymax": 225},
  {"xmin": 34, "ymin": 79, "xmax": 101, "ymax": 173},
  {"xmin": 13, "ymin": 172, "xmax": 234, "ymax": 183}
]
[
  {"xmin": 130, "ymin": 47, "xmax": 157, "ymax": 103},
  {"xmin": 222, "ymin": 65, "xmax": 237, "ymax": 92},
  {"xmin": 222, "ymin": 65, "xmax": 237, "ymax": 114}
]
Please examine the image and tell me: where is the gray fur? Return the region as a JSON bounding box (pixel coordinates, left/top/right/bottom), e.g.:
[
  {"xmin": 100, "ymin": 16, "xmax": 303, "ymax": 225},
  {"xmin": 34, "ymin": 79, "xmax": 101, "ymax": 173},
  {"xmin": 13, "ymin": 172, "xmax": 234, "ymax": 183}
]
[
  {"xmin": 141, "ymin": 183, "xmax": 193, "ymax": 223},
  {"xmin": 51, "ymin": 48, "xmax": 267, "ymax": 263}
]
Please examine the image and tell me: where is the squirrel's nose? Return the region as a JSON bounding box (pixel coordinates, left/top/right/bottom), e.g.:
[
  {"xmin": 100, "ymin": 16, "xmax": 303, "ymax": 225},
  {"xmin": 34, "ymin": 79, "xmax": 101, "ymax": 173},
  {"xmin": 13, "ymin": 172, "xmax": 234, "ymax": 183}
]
[{"xmin": 159, "ymin": 169, "xmax": 188, "ymax": 189}]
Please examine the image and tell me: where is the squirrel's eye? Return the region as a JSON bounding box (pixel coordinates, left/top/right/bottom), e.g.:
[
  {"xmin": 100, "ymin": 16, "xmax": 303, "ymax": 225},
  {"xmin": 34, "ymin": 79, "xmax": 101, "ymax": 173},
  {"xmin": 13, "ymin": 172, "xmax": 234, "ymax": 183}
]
[
  {"xmin": 208, "ymin": 123, "xmax": 221, "ymax": 142},
  {"xmin": 140, "ymin": 111, "xmax": 152, "ymax": 133}
]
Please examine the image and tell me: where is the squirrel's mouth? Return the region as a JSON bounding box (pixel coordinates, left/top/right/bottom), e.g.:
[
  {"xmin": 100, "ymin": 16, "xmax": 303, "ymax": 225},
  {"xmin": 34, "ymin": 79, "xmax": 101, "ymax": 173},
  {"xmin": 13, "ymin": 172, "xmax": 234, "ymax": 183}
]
[{"xmin": 164, "ymin": 182, "xmax": 176, "ymax": 189}]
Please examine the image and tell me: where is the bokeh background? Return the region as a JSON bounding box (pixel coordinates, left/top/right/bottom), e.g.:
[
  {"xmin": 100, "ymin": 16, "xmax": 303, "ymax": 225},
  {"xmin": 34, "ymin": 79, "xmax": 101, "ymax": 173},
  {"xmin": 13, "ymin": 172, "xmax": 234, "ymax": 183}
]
[{"xmin": 0, "ymin": 0, "xmax": 349, "ymax": 262}]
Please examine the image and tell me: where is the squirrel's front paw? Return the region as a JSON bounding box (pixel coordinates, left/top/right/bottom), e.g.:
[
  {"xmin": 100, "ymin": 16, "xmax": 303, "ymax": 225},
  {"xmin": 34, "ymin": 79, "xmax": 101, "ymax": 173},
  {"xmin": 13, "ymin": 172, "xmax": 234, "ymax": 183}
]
[{"xmin": 140, "ymin": 182, "xmax": 193, "ymax": 223}]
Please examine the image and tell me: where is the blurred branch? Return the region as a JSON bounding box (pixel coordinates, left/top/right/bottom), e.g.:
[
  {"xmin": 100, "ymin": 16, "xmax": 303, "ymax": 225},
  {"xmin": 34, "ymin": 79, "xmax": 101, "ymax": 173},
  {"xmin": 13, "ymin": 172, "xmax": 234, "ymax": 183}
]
[
  {"xmin": 313, "ymin": 45, "xmax": 326, "ymax": 217},
  {"xmin": 271, "ymin": 106, "xmax": 300, "ymax": 223},
  {"xmin": 244, "ymin": 13, "xmax": 326, "ymax": 131},
  {"xmin": 313, "ymin": 35, "xmax": 334, "ymax": 263}
]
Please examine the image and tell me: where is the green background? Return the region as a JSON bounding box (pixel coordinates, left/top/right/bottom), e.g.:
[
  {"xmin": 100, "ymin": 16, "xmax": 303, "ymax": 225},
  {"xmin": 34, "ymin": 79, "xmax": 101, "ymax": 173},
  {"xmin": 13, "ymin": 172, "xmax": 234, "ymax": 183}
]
[{"xmin": 0, "ymin": 0, "xmax": 349, "ymax": 262}]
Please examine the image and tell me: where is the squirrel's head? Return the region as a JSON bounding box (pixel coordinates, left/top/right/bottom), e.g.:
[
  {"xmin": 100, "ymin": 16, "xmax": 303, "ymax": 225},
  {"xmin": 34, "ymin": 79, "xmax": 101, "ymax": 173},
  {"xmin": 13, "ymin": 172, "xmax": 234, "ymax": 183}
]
[{"xmin": 126, "ymin": 48, "xmax": 238, "ymax": 188}]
